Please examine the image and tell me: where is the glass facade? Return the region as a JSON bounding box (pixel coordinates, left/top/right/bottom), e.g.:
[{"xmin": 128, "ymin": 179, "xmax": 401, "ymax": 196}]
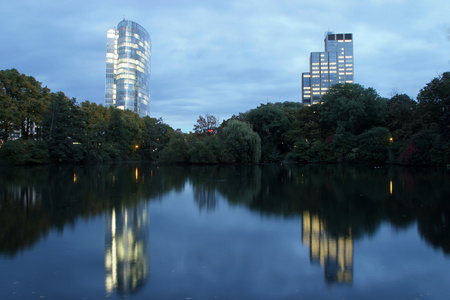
[
  {"xmin": 105, "ymin": 20, "xmax": 151, "ymax": 117},
  {"xmin": 302, "ymin": 32, "xmax": 353, "ymax": 105},
  {"xmin": 302, "ymin": 72, "xmax": 311, "ymax": 104}
]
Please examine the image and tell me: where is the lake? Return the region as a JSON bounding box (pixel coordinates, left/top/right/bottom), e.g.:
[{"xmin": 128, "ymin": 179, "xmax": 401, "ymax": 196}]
[{"xmin": 1, "ymin": 163, "xmax": 449, "ymax": 300}]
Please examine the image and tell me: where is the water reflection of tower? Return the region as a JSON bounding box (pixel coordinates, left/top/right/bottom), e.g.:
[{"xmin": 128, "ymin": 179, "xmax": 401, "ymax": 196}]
[
  {"xmin": 302, "ymin": 211, "xmax": 353, "ymax": 285},
  {"xmin": 105, "ymin": 201, "xmax": 150, "ymax": 296}
]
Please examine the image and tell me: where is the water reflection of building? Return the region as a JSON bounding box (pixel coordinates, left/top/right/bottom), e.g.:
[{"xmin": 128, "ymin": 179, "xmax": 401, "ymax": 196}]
[
  {"xmin": 2, "ymin": 186, "xmax": 40, "ymax": 207},
  {"xmin": 105, "ymin": 201, "xmax": 150, "ymax": 296},
  {"xmin": 302, "ymin": 211, "xmax": 353, "ymax": 285}
]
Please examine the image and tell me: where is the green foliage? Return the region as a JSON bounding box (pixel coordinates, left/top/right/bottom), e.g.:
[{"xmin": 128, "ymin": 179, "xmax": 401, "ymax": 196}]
[
  {"xmin": 41, "ymin": 92, "xmax": 86, "ymax": 163},
  {"xmin": 1, "ymin": 68, "xmax": 449, "ymax": 166},
  {"xmin": 0, "ymin": 87, "xmax": 21, "ymax": 141},
  {"xmin": 188, "ymin": 136, "xmax": 221, "ymax": 164},
  {"xmin": 397, "ymin": 130, "xmax": 442, "ymax": 165},
  {"xmin": 273, "ymin": 101, "xmax": 304, "ymax": 109},
  {"xmin": 331, "ymin": 125, "xmax": 357, "ymax": 162},
  {"xmin": 121, "ymin": 109, "xmax": 144, "ymax": 159},
  {"xmin": 320, "ymin": 83, "xmax": 387, "ymax": 135},
  {"xmin": 140, "ymin": 117, "xmax": 174, "ymax": 161},
  {"xmin": 193, "ymin": 114, "xmax": 219, "ymax": 136},
  {"xmin": 245, "ymin": 104, "xmax": 290, "ymax": 161},
  {"xmin": 309, "ymin": 140, "xmax": 334, "ymax": 162},
  {"xmin": 222, "ymin": 120, "xmax": 261, "ymax": 163},
  {"xmin": 0, "ymin": 69, "xmax": 50, "ymax": 140},
  {"xmin": 106, "ymin": 107, "xmax": 144, "ymax": 160},
  {"xmin": 107, "ymin": 107, "xmax": 128, "ymax": 157},
  {"xmin": 0, "ymin": 139, "xmax": 49, "ymax": 165},
  {"xmin": 386, "ymin": 94, "xmax": 418, "ymax": 140},
  {"xmin": 79, "ymin": 101, "xmax": 110, "ymax": 162},
  {"xmin": 417, "ymin": 72, "xmax": 450, "ymax": 128},
  {"xmin": 283, "ymin": 104, "xmax": 321, "ymax": 147},
  {"xmin": 440, "ymin": 112, "xmax": 450, "ymax": 142},
  {"xmin": 289, "ymin": 139, "xmax": 312, "ymax": 163},
  {"xmin": 352, "ymin": 127, "xmax": 391, "ymax": 163},
  {"xmin": 160, "ymin": 133, "xmax": 190, "ymax": 163}
]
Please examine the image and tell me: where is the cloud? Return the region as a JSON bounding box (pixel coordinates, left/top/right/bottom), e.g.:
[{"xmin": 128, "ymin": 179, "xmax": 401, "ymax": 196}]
[{"xmin": 1, "ymin": 0, "xmax": 449, "ymax": 132}]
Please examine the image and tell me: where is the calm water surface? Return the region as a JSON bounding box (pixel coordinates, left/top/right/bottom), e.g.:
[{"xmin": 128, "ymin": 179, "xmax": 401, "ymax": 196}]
[{"xmin": 0, "ymin": 164, "xmax": 449, "ymax": 300}]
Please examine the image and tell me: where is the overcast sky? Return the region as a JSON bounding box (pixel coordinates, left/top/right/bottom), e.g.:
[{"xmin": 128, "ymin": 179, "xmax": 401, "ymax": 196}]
[{"xmin": 1, "ymin": 0, "xmax": 449, "ymax": 132}]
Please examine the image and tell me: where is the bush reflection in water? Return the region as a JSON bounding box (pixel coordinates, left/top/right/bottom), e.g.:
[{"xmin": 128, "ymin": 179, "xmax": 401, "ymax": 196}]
[{"xmin": 0, "ymin": 163, "xmax": 449, "ymax": 295}]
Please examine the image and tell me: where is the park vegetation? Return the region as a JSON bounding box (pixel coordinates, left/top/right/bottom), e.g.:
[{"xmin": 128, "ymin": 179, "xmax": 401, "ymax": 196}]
[{"xmin": 0, "ymin": 68, "xmax": 449, "ymax": 166}]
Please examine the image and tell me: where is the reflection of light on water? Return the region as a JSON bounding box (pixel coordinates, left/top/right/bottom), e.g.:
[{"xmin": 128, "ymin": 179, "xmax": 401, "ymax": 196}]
[
  {"xmin": 74, "ymin": 173, "xmax": 77, "ymax": 183},
  {"xmin": 5, "ymin": 186, "xmax": 40, "ymax": 207},
  {"xmin": 135, "ymin": 168, "xmax": 139, "ymax": 181},
  {"xmin": 302, "ymin": 211, "xmax": 353, "ymax": 285},
  {"xmin": 105, "ymin": 203, "xmax": 149, "ymax": 296},
  {"xmin": 390, "ymin": 181, "xmax": 393, "ymax": 195},
  {"xmin": 105, "ymin": 210, "xmax": 117, "ymax": 293}
]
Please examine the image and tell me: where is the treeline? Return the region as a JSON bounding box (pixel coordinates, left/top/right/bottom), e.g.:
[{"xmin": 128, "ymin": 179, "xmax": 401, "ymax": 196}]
[{"xmin": 0, "ymin": 68, "xmax": 449, "ymax": 165}]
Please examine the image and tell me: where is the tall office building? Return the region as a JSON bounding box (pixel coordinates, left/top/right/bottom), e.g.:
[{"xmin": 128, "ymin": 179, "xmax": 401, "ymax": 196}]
[
  {"xmin": 302, "ymin": 32, "xmax": 353, "ymax": 105},
  {"xmin": 105, "ymin": 19, "xmax": 151, "ymax": 117}
]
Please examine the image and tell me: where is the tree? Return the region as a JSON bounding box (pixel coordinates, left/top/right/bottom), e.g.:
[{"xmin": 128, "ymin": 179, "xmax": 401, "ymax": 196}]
[
  {"xmin": 41, "ymin": 92, "xmax": 86, "ymax": 163},
  {"xmin": 103, "ymin": 107, "xmax": 126, "ymax": 159},
  {"xmin": 331, "ymin": 124, "xmax": 357, "ymax": 162},
  {"xmin": 122, "ymin": 109, "xmax": 144, "ymax": 159},
  {"xmin": 397, "ymin": 129, "xmax": 440, "ymax": 165},
  {"xmin": 353, "ymin": 127, "xmax": 391, "ymax": 163},
  {"xmin": 440, "ymin": 112, "xmax": 450, "ymax": 142},
  {"xmin": 245, "ymin": 104, "xmax": 290, "ymax": 161},
  {"xmin": 193, "ymin": 114, "xmax": 219, "ymax": 136},
  {"xmin": 273, "ymin": 101, "xmax": 304, "ymax": 109},
  {"xmin": 319, "ymin": 83, "xmax": 387, "ymax": 135},
  {"xmin": 0, "ymin": 69, "xmax": 50, "ymax": 140},
  {"xmin": 0, "ymin": 86, "xmax": 21, "ymax": 141},
  {"xmin": 0, "ymin": 139, "xmax": 48, "ymax": 165},
  {"xmin": 283, "ymin": 104, "xmax": 322, "ymax": 148},
  {"xmin": 188, "ymin": 136, "xmax": 221, "ymax": 164},
  {"xmin": 416, "ymin": 72, "xmax": 450, "ymax": 130},
  {"xmin": 105, "ymin": 108, "xmax": 144, "ymax": 160},
  {"xmin": 79, "ymin": 101, "xmax": 110, "ymax": 161},
  {"xmin": 140, "ymin": 117, "xmax": 174, "ymax": 161},
  {"xmin": 386, "ymin": 94, "xmax": 418, "ymax": 141},
  {"xmin": 290, "ymin": 138, "xmax": 312, "ymax": 163},
  {"xmin": 222, "ymin": 120, "xmax": 261, "ymax": 163},
  {"xmin": 160, "ymin": 133, "xmax": 190, "ymax": 163}
]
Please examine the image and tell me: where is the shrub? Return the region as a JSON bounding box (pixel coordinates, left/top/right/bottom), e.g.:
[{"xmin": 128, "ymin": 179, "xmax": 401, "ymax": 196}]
[{"xmin": 0, "ymin": 139, "xmax": 49, "ymax": 165}]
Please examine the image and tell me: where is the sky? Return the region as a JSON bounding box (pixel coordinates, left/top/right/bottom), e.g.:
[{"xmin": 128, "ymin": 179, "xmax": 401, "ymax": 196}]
[{"xmin": 1, "ymin": 0, "xmax": 449, "ymax": 133}]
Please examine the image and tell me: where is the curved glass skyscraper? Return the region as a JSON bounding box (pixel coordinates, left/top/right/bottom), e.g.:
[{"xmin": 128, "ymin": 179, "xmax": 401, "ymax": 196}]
[{"xmin": 105, "ymin": 20, "xmax": 151, "ymax": 117}]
